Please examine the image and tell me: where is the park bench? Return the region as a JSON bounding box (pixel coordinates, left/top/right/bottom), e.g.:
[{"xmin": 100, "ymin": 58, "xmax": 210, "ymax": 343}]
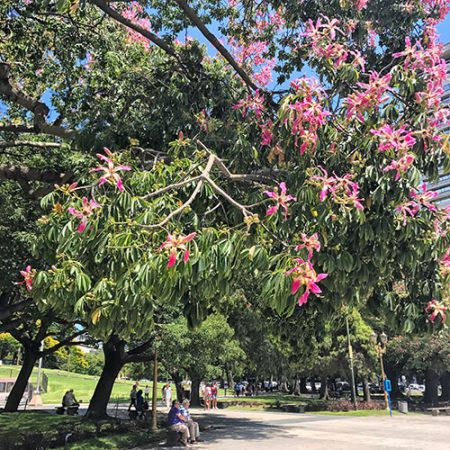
[
  {"xmin": 165, "ymin": 428, "xmax": 186, "ymax": 447},
  {"xmin": 55, "ymin": 405, "xmax": 79, "ymax": 416},
  {"xmin": 281, "ymin": 404, "xmax": 305, "ymax": 413},
  {"xmin": 426, "ymin": 406, "xmax": 450, "ymax": 416}
]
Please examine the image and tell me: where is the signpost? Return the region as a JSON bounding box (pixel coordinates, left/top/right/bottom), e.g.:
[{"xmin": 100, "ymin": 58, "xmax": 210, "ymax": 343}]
[{"xmin": 384, "ymin": 379, "xmax": 393, "ymax": 417}]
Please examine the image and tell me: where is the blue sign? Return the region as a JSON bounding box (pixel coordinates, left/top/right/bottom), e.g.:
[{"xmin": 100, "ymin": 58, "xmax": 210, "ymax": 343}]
[{"xmin": 384, "ymin": 379, "xmax": 392, "ymax": 392}]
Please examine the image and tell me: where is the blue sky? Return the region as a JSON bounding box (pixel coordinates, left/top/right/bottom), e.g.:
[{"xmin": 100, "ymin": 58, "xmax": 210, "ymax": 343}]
[{"xmin": 437, "ymin": 14, "xmax": 450, "ymax": 44}]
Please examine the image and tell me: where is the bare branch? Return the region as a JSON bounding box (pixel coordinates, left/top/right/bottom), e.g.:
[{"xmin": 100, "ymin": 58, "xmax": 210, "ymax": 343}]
[
  {"xmin": 0, "ymin": 63, "xmax": 75, "ymax": 139},
  {"xmin": 90, "ymin": 0, "xmax": 178, "ymax": 59},
  {"xmin": 0, "ymin": 164, "xmax": 70, "ymax": 184},
  {"xmin": 174, "ymin": 0, "xmax": 258, "ymax": 92},
  {"xmin": 0, "ymin": 141, "xmax": 62, "ymax": 149}
]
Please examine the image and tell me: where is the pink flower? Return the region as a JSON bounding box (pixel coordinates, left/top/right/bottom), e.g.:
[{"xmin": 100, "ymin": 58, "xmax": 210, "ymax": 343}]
[
  {"xmin": 18, "ymin": 265, "xmax": 35, "ymax": 291},
  {"xmin": 68, "ymin": 197, "xmax": 101, "ymax": 233},
  {"xmin": 355, "ymin": 0, "xmax": 369, "ymax": 10},
  {"xmin": 425, "ymin": 299, "xmax": 447, "ymax": 323},
  {"xmin": 383, "ymin": 154, "xmax": 415, "ymax": 180},
  {"xmin": 91, "ymin": 148, "xmax": 132, "ymax": 192},
  {"xmin": 260, "ymin": 120, "xmax": 273, "ymax": 146},
  {"xmin": 395, "ymin": 201, "xmax": 420, "ymax": 225},
  {"xmin": 232, "ymin": 90, "xmax": 266, "ymax": 118},
  {"xmin": 410, "ymin": 183, "xmax": 437, "ymax": 212},
  {"xmin": 264, "ymin": 182, "xmax": 296, "ymax": 219},
  {"xmin": 285, "ymin": 258, "xmax": 328, "ymax": 306},
  {"xmin": 344, "ymin": 71, "xmax": 391, "ymax": 122},
  {"xmin": 370, "ymin": 124, "xmax": 416, "ymax": 153},
  {"xmin": 158, "ymin": 232, "xmax": 196, "ymax": 268},
  {"xmin": 440, "ymin": 249, "xmax": 450, "ymax": 276},
  {"xmin": 295, "ymin": 233, "xmax": 321, "ymax": 259}
]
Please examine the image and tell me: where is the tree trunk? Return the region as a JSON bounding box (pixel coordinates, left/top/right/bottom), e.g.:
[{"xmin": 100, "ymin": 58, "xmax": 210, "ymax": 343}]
[
  {"xmin": 440, "ymin": 371, "xmax": 450, "ymax": 401},
  {"xmin": 299, "ymin": 377, "xmax": 308, "ymax": 394},
  {"xmin": 4, "ymin": 347, "xmax": 38, "ymax": 412},
  {"xmin": 190, "ymin": 377, "xmax": 201, "ymax": 406},
  {"xmin": 291, "ymin": 377, "xmax": 300, "ymax": 396},
  {"xmin": 310, "ymin": 378, "xmax": 317, "ymax": 393},
  {"xmin": 424, "ymin": 368, "xmax": 440, "ymax": 406},
  {"xmin": 363, "ymin": 377, "xmax": 371, "ymax": 402},
  {"xmin": 226, "ymin": 368, "xmax": 234, "ymax": 390},
  {"xmin": 319, "ymin": 376, "xmax": 329, "ymax": 400},
  {"xmin": 85, "ymin": 337, "xmax": 125, "ymax": 419},
  {"xmin": 170, "ymin": 372, "xmax": 184, "ymax": 402}
]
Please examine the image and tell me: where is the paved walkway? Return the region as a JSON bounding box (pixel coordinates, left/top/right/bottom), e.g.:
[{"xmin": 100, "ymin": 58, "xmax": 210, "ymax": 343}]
[{"xmin": 140, "ymin": 408, "xmax": 450, "ymax": 450}]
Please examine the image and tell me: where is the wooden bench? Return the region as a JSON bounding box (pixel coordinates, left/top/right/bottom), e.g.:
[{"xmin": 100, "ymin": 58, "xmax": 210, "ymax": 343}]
[
  {"xmin": 427, "ymin": 406, "xmax": 450, "ymax": 416},
  {"xmin": 282, "ymin": 404, "xmax": 305, "ymax": 413},
  {"xmin": 55, "ymin": 405, "xmax": 79, "ymax": 415},
  {"xmin": 165, "ymin": 429, "xmax": 185, "ymax": 447}
]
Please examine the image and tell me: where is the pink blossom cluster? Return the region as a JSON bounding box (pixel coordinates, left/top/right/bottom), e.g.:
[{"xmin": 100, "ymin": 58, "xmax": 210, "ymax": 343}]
[
  {"xmin": 370, "ymin": 124, "xmax": 416, "ymax": 153},
  {"xmin": 68, "ymin": 197, "xmax": 101, "ymax": 233},
  {"xmin": 121, "ymin": 1, "xmax": 152, "ymax": 49},
  {"xmin": 370, "ymin": 123, "xmax": 417, "ymax": 179},
  {"xmin": 264, "ymin": 182, "xmax": 296, "ymax": 220},
  {"xmin": 395, "ymin": 183, "xmax": 438, "ymax": 224},
  {"xmin": 285, "ymin": 255, "xmax": 327, "ymax": 306},
  {"xmin": 344, "ymin": 71, "xmax": 391, "ymax": 122},
  {"xmin": 232, "ymin": 90, "xmax": 266, "ymax": 118},
  {"xmin": 423, "ymin": 0, "xmax": 450, "ymax": 21},
  {"xmin": 383, "ymin": 154, "xmax": 415, "ymax": 181},
  {"xmin": 158, "ymin": 232, "xmax": 196, "ymax": 268},
  {"xmin": 308, "ymin": 166, "xmax": 364, "ymax": 210},
  {"xmin": 394, "ymin": 24, "xmax": 449, "ymax": 129},
  {"xmin": 283, "ymin": 77, "xmax": 331, "ymax": 155},
  {"xmin": 228, "ymin": 37, "xmax": 275, "ymax": 87},
  {"xmin": 425, "ymin": 299, "xmax": 447, "ymax": 323},
  {"xmin": 355, "ymin": 0, "xmax": 370, "ymax": 10},
  {"xmin": 18, "ymin": 265, "xmax": 34, "ymax": 291},
  {"xmin": 300, "ymin": 16, "xmax": 366, "ymax": 71}
]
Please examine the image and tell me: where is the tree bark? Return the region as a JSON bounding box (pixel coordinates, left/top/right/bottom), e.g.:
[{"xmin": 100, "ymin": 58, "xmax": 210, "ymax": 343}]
[
  {"xmin": 299, "ymin": 377, "xmax": 308, "ymax": 394},
  {"xmin": 363, "ymin": 377, "xmax": 371, "ymax": 402},
  {"xmin": 85, "ymin": 337, "xmax": 125, "ymax": 419},
  {"xmin": 319, "ymin": 376, "xmax": 330, "ymax": 400},
  {"xmin": 424, "ymin": 368, "xmax": 440, "ymax": 406},
  {"xmin": 170, "ymin": 372, "xmax": 184, "ymax": 402},
  {"xmin": 310, "ymin": 378, "xmax": 318, "ymax": 393},
  {"xmin": 440, "ymin": 371, "xmax": 450, "ymax": 401},
  {"xmin": 190, "ymin": 377, "xmax": 201, "ymax": 406},
  {"xmin": 4, "ymin": 346, "xmax": 38, "ymax": 412}
]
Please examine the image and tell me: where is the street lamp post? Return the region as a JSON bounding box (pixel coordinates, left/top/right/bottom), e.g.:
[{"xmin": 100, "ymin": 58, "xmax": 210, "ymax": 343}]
[{"xmin": 371, "ymin": 332, "xmax": 389, "ymax": 410}]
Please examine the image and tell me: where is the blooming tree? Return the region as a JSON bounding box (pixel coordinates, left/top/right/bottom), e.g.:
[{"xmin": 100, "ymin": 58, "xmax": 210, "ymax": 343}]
[{"xmin": 1, "ymin": 0, "xmax": 449, "ymax": 416}]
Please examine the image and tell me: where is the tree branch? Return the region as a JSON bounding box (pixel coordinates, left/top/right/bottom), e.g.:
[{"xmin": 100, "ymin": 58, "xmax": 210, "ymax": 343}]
[
  {"xmin": 174, "ymin": 0, "xmax": 258, "ymax": 92},
  {"xmin": 40, "ymin": 329, "xmax": 87, "ymax": 357},
  {"xmin": 0, "ymin": 141, "xmax": 62, "ymax": 149},
  {"xmin": 0, "ymin": 164, "xmax": 70, "ymax": 184},
  {"xmin": 0, "ymin": 63, "xmax": 74, "ymax": 139},
  {"xmin": 90, "ymin": 0, "xmax": 178, "ymax": 59}
]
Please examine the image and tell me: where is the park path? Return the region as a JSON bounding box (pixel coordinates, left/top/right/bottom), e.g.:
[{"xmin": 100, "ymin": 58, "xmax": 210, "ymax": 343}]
[{"xmin": 137, "ymin": 408, "xmax": 450, "ymax": 450}]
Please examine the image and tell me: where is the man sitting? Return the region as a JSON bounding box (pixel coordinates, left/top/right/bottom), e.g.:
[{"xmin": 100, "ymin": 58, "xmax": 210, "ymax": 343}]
[
  {"xmin": 180, "ymin": 399, "xmax": 201, "ymax": 444},
  {"xmin": 167, "ymin": 400, "xmax": 190, "ymax": 446},
  {"xmin": 61, "ymin": 389, "xmax": 79, "ymax": 415}
]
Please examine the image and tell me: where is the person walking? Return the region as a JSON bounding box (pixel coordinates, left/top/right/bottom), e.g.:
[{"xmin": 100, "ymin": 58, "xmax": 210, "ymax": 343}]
[
  {"xmin": 136, "ymin": 389, "xmax": 145, "ymax": 419},
  {"xmin": 211, "ymin": 383, "xmax": 218, "ymax": 409},
  {"xmin": 128, "ymin": 384, "xmax": 137, "ymax": 411},
  {"xmin": 144, "ymin": 384, "xmax": 150, "ymax": 402},
  {"xmin": 163, "ymin": 382, "xmax": 172, "ymax": 411},
  {"xmin": 203, "ymin": 383, "xmax": 212, "ymax": 411},
  {"xmin": 180, "ymin": 399, "xmax": 202, "ymax": 444}
]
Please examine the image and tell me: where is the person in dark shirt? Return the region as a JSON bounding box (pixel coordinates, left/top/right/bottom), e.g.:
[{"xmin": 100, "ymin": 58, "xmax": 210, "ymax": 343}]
[{"xmin": 167, "ymin": 400, "xmax": 190, "ymax": 446}]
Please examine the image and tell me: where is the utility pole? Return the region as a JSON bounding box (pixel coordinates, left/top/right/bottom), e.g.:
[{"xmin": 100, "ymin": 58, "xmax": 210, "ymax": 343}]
[
  {"xmin": 346, "ymin": 316, "xmax": 358, "ymax": 410},
  {"xmin": 151, "ymin": 349, "xmax": 158, "ymax": 431}
]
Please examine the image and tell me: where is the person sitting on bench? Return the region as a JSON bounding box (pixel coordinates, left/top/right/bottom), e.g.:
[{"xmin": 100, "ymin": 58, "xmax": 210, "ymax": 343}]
[
  {"xmin": 62, "ymin": 389, "xmax": 79, "ymax": 407},
  {"xmin": 180, "ymin": 399, "xmax": 202, "ymax": 444},
  {"xmin": 167, "ymin": 400, "xmax": 190, "ymax": 446}
]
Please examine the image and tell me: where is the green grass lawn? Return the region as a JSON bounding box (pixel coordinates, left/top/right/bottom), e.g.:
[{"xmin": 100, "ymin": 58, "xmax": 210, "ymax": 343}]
[
  {"xmin": 0, "ymin": 365, "xmax": 165, "ymax": 404},
  {"xmin": 0, "ymin": 412, "xmax": 162, "ymax": 450}
]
